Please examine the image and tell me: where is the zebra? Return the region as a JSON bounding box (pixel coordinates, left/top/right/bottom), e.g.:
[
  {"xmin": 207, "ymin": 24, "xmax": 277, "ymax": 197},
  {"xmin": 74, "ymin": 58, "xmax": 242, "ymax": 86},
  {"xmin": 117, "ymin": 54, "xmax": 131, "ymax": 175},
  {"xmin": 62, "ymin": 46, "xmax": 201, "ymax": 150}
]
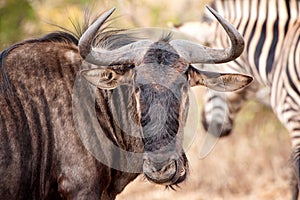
[
  {"xmin": 0, "ymin": 7, "xmax": 252, "ymax": 199},
  {"xmin": 176, "ymin": 0, "xmax": 300, "ymax": 199}
]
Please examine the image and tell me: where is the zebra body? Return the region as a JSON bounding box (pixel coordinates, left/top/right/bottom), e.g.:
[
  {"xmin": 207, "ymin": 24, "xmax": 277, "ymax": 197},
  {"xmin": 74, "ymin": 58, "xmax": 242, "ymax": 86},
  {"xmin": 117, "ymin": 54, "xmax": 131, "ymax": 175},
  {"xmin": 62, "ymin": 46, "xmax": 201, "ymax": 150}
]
[{"xmin": 177, "ymin": 0, "xmax": 300, "ymax": 198}]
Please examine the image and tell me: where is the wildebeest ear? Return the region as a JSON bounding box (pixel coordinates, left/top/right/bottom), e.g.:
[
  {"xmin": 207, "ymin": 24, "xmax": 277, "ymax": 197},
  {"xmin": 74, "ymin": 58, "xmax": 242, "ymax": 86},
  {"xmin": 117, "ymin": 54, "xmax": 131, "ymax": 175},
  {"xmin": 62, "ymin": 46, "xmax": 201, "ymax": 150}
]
[
  {"xmin": 188, "ymin": 66, "xmax": 253, "ymax": 92},
  {"xmin": 81, "ymin": 68, "xmax": 134, "ymax": 90}
]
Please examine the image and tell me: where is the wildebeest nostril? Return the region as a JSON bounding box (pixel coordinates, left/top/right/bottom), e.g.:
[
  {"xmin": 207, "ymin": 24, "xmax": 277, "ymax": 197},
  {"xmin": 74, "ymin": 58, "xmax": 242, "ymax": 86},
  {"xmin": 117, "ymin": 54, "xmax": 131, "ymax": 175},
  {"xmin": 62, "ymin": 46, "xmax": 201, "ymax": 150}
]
[
  {"xmin": 143, "ymin": 158, "xmax": 177, "ymax": 185},
  {"xmin": 143, "ymin": 157, "xmax": 176, "ymax": 170},
  {"xmin": 161, "ymin": 161, "xmax": 176, "ymax": 172},
  {"xmin": 150, "ymin": 160, "xmax": 176, "ymax": 173}
]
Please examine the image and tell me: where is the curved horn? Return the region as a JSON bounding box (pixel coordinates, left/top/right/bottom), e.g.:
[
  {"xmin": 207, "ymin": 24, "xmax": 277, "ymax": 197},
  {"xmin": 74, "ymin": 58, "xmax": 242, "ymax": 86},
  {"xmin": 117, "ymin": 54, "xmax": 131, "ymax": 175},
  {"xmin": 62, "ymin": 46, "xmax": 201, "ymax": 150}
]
[
  {"xmin": 79, "ymin": 8, "xmax": 116, "ymax": 59},
  {"xmin": 170, "ymin": 6, "xmax": 244, "ymax": 64},
  {"xmin": 79, "ymin": 8, "xmax": 152, "ymax": 66}
]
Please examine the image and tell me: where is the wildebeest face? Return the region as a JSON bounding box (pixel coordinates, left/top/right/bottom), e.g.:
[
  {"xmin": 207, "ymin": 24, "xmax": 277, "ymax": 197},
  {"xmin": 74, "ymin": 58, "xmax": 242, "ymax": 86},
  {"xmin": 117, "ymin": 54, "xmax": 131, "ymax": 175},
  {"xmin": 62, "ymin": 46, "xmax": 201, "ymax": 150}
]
[
  {"xmin": 133, "ymin": 41, "xmax": 190, "ymax": 185},
  {"xmin": 82, "ymin": 40, "xmax": 191, "ymax": 185},
  {"xmin": 136, "ymin": 82, "xmax": 189, "ymax": 185},
  {"xmin": 79, "ymin": 7, "xmax": 253, "ymax": 187},
  {"xmin": 81, "ymin": 40, "xmax": 252, "ymax": 186},
  {"xmin": 80, "ymin": 40, "xmax": 254, "ymax": 186}
]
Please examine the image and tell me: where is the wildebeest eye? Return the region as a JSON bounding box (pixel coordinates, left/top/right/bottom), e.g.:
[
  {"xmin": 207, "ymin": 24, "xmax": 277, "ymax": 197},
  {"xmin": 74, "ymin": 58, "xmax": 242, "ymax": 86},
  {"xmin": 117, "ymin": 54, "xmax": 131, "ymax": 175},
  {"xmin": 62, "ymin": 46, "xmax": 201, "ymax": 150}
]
[
  {"xmin": 107, "ymin": 71, "xmax": 113, "ymax": 80},
  {"xmin": 135, "ymin": 87, "xmax": 140, "ymax": 93},
  {"xmin": 109, "ymin": 64, "xmax": 135, "ymax": 74},
  {"xmin": 127, "ymin": 64, "xmax": 135, "ymax": 69}
]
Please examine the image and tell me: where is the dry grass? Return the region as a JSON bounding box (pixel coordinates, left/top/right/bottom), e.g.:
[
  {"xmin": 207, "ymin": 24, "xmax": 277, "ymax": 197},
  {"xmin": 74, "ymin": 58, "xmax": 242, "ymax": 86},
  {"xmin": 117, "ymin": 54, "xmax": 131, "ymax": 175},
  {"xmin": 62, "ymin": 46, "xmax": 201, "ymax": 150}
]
[{"xmin": 118, "ymin": 88, "xmax": 293, "ymax": 200}]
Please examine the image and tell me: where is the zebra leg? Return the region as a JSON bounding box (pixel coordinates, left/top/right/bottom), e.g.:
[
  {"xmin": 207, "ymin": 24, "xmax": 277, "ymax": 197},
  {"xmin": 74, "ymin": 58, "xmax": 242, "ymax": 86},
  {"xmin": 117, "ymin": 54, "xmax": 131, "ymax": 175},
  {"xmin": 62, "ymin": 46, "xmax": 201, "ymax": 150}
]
[
  {"xmin": 273, "ymin": 95, "xmax": 300, "ymax": 199},
  {"xmin": 201, "ymin": 82, "xmax": 259, "ymax": 137},
  {"xmin": 273, "ymin": 119, "xmax": 300, "ymax": 200},
  {"xmin": 290, "ymin": 161, "xmax": 299, "ymax": 200},
  {"xmin": 289, "ymin": 149, "xmax": 300, "ymax": 200},
  {"xmin": 273, "ymin": 103, "xmax": 300, "ymax": 200}
]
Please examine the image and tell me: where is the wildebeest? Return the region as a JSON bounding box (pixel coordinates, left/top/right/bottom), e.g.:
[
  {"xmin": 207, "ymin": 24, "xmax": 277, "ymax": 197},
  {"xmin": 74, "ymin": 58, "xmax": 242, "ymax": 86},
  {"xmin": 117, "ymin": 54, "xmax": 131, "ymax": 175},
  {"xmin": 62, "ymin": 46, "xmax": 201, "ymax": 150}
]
[{"xmin": 0, "ymin": 6, "xmax": 252, "ymax": 199}]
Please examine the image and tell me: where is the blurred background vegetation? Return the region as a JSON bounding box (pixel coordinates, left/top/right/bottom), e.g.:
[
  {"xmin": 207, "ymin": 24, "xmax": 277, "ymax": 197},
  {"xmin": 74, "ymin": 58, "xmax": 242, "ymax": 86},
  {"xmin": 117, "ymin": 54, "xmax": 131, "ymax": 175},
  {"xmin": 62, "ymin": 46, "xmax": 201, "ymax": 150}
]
[
  {"xmin": 0, "ymin": 0, "xmax": 209, "ymax": 50},
  {"xmin": 0, "ymin": 0, "xmax": 35, "ymax": 44}
]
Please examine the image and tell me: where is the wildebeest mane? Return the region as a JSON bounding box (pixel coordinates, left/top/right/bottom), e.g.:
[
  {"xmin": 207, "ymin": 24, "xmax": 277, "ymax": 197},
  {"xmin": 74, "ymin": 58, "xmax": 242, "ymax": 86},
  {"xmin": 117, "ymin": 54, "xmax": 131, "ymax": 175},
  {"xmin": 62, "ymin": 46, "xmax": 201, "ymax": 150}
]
[{"xmin": 0, "ymin": 31, "xmax": 78, "ymax": 94}]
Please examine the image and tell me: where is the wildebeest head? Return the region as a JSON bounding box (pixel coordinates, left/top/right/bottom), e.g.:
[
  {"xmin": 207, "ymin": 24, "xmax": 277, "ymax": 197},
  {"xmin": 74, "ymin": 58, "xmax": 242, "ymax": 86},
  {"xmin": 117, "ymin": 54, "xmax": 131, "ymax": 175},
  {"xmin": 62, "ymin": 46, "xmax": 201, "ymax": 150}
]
[{"xmin": 79, "ymin": 7, "xmax": 252, "ymax": 186}]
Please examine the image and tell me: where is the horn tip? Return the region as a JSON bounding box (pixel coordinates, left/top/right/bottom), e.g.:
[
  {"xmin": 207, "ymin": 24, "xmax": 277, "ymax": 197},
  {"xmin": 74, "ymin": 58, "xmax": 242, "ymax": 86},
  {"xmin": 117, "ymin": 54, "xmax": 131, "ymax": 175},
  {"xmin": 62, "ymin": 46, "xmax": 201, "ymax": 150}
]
[
  {"xmin": 108, "ymin": 7, "xmax": 116, "ymax": 14},
  {"xmin": 205, "ymin": 5, "xmax": 211, "ymax": 10},
  {"xmin": 103, "ymin": 7, "xmax": 116, "ymax": 18},
  {"xmin": 205, "ymin": 5, "xmax": 219, "ymax": 18}
]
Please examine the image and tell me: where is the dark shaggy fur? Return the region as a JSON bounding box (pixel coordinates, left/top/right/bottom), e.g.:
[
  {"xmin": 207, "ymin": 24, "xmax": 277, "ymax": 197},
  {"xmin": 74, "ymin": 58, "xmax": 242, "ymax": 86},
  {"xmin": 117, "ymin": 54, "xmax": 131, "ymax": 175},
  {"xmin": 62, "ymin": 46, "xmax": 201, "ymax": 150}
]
[{"xmin": 0, "ymin": 10, "xmax": 190, "ymax": 200}]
